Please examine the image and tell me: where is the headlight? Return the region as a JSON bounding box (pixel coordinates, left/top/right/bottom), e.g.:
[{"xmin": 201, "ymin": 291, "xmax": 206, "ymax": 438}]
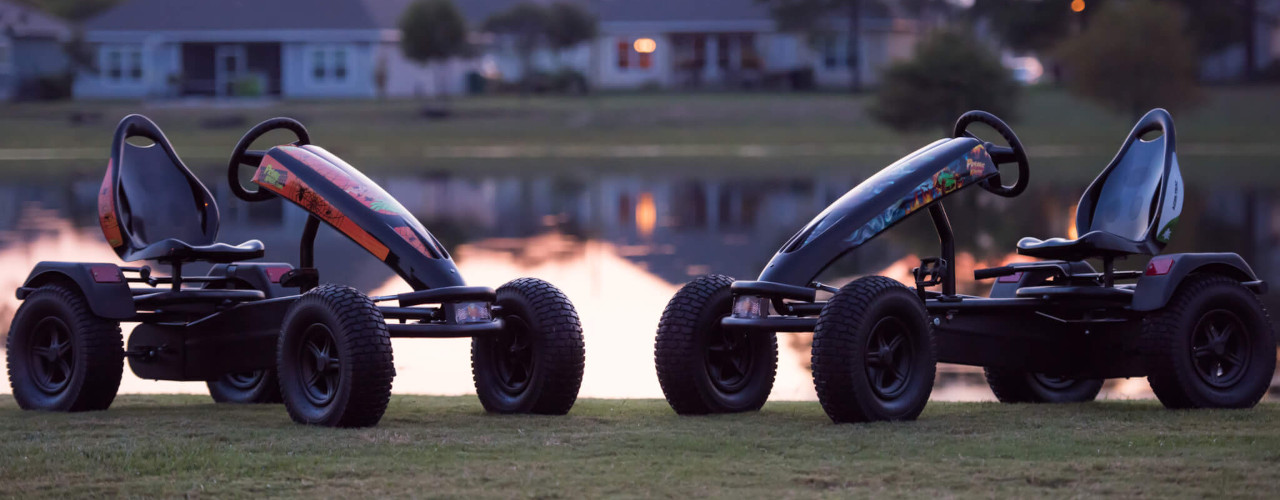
[
  {"xmin": 732, "ymin": 295, "xmax": 770, "ymax": 319},
  {"xmin": 453, "ymin": 301, "xmax": 493, "ymax": 324}
]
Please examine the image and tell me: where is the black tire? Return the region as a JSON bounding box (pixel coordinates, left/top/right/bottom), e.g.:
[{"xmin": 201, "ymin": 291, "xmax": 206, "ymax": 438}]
[
  {"xmin": 471, "ymin": 278, "xmax": 585, "ymax": 414},
  {"xmin": 1142, "ymin": 274, "xmax": 1275, "ymax": 409},
  {"xmin": 654, "ymin": 274, "xmax": 778, "ymax": 415},
  {"xmin": 812, "ymin": 276, "xmax": 935, "ymax": 423},
  {"xmin": 207, "ymin": 370, "xmax": 282, "ymax": 404},
  {"xmin": 6, "ymin": 284, "xmax": 123, "ymax": 411},
  {"xmin": 983, "ymin": 368, "xmax": 1104, "ymax": 403},
  {"xmin": 277, "ymin": 284, "xmax": 394, "ymax": 427}
]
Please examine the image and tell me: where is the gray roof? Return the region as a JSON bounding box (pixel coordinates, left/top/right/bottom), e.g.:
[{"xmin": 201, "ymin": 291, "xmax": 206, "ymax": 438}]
[
  {"xmin": 596, "ymin": 0, "xmax": 772, "ymax": 23},
  {"xmin": 0, "ymin": 0, "xmax": 73, "ymax": 39}
]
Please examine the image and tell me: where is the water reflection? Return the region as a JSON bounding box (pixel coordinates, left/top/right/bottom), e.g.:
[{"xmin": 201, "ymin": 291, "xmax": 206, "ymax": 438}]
[{"xmin": 0, "ymin": 169, "xmax": 1277, "ymax": 401}]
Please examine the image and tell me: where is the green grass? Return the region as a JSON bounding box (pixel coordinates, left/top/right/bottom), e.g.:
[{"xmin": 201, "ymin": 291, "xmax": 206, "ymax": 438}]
[
  {"xmin": 2, "ymin": 87, "xmax": 1279, "ymax": 182},
  {"xmin": 2, "ymin": 395, "xmax": 1278, "ymax": 498}
]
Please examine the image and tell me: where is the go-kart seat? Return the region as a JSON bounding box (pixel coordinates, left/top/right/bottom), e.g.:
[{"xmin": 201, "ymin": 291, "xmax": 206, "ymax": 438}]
[
  {"xmin": 1016, "ymin": 109, "xmax": 1182, "ymax": 263},
  {"xmin": 100, "ymin": 115, "xmax": 264, "ymax": 264}
]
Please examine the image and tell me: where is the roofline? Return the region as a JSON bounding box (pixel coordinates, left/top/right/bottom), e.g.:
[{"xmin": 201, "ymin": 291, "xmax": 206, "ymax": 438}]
[{"xmin": 84, "ymin": 29, "xmax": 396, "ymax": 43}]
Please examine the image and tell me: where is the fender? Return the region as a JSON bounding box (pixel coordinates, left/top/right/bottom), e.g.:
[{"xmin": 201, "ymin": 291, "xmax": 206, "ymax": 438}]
[
  {"xmin": 17, "ymin": 262, "xmax": 135, "ymax": 320},
  {"xmin": 1132, "ymin": 252, "xmax": 1265, "ymax": 311}
]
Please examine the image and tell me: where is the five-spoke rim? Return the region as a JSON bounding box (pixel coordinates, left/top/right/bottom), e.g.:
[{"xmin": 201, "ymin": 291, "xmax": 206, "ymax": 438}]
[
  {"xmin": 28, "ymin": 317, "xmax": 74, "ymax": 394},
  {"xmin": 493, "ymin": 315, "xmax": 535, "ymax": 395},
  {"xmin": 865, "ymin": 316, "xmax": 914, "ymax": 399},
  {"xmin": 1190, "ymin": 309, "xmax": 1250, "ymax": 389},
  {"xmin": 706, "ymin": 316, "xmax": 754, "ymax": 393},
  {"xmin": 298, "ymin": 324, "xmax": 341, "ymax": 406}
]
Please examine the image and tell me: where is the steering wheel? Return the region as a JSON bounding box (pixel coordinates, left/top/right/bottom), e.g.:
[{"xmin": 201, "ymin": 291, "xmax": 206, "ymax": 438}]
[
  {"xmin": 227, "ymin": 117, "xmax": 311, "ymax": 202},
  {"xmin": 952, "ymin": 111, "xmax": 1029, "ymax": 198}
]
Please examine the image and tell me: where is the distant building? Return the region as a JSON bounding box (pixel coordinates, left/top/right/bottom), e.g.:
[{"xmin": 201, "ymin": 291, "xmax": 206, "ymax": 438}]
[
  {"xmin": 489, "ymin": 0, "xmax": 921, "ymax": 91},
  {"xmin": 73, "ymin": 0, "xmax": 921, "ymax": 100},
  {"xmin": 0, "ymin": 0, "xmax": 73, "ymax": 101}
]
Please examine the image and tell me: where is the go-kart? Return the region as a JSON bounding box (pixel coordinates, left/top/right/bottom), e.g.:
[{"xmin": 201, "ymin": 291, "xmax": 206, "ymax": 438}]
[
  {"xmin": 655, "ymin": 109, "xmax": 1274, "ymax": 423},
  {"xmin": 7, "ymin": 115, "xmax": 586, "ymax": 427}
]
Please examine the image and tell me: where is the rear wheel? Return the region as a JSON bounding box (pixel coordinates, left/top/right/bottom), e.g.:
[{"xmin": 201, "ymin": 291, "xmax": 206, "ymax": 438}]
[
  {"xmin": 6, "ymin": 284, "xmax": 123, "ymax": 411},
  {"xmin": 1142, "ymin": 274, "xmax": 1274, "ymax": 409},
  {"xmin": 654, "ymin": 274, "xmax": 778, "ymax": 414},
  {"xmin": 207, "ymin": 370, "xmax": 282, "ymax": 404},
  {"xmin": 277, "ymin": 284, "xmax": 394, "ymax": 427},
  {"xmin": 471, "ymin": 278, "xmax": 585, "ymax": 414},
  {"xmin": 812, "ymin": 276, "xmax": 935, "ymax": 423},
  {"xmin": 983, "ymin": 369, "xmax": 1104, "ymax": 403}
]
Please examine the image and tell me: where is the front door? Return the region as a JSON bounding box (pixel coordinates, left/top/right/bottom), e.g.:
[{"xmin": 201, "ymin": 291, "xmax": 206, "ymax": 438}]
[{"xmin": 214, "ymin": 45, "xmax": 246, "ymax": 97}]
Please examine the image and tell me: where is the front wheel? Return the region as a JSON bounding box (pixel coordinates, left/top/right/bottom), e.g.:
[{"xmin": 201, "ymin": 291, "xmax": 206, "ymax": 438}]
[
  {"xmin": 471, "ymin": 278, "xmax": 585, "ymax": 414},
  {"xmin": 654, "ymin": 274, "xmax": 778, "ymax": 415},
  {"xmin": 812, "ymin": 276, "xmax": 935, "ymax": 423},
  {"xmin": 983, "ymin": 369, "xmax": 1104, "ymax": 403},
  {"xmin": 1142, "ymin": 274, "xmax": 1275, "ymax": 409},
  {"xmin": 277, "ymin": 284, "xmax": 394, "ymax": 427},
  {"xmin": 7, "ymin": 284, "xmax": 123, "ymax": 411},
  {"xmin": 207, "ymin": 370, "xmax": 282, "ymax": 404}
]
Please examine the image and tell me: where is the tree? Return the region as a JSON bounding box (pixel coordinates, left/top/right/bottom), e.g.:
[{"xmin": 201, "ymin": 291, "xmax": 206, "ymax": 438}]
[
  {"xmin": 546, "ymin": 2, "xmax": 597, "ymax": 51},
  {"xmin": 16, "ymin": 0, "xmax": 123, "ymax": 21},
  {"xmin": 399, "ymin": 0, "xmax": 470, "ymax": 97},
  {"xmin": 869, "ymin": 29, "xmax": 1018, "ymax": 132},
  {"xmin": 757, "ymin": 0, "xmax": 891, "ymax": 92},
  {"xmin": 1055, "ymin": 0, "xmax": 1202, "ymax": 118},
  {"xmin": 483, "ymin": 1, "xmax": 552, "ymax": 84}
]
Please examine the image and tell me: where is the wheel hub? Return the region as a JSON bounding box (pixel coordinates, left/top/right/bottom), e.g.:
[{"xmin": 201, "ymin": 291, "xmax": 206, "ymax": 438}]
[
  {"xmin": 864, "ymin": 316, "xmax": 913, "ymax": 400},
  {"xmin": 493, "ymin": 315, "xmax": 534, "ymax": 395},
  {"xmin": 28, "ymin": 317, "xmax": 74, "ymax": 394},
  {"xmin": 298, "ymin": 324, "xmax": 341, "ymax": 406},
  {"xmin": 1190, "ymin": 309, "xmax": 1250, "ymax": 389},
  {"xmin": 706, "ymin": 317, "xmax": 754, "ymax": 393}
]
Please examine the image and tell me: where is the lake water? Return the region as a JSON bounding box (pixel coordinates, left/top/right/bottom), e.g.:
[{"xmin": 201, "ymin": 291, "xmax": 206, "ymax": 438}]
[{"xmin": 1, "ymin": 167, "xmax": 1277, "ymax": 402}]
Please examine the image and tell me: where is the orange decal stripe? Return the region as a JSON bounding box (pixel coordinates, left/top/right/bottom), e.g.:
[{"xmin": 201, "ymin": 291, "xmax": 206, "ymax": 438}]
[
  {"xmin": 97, "ymin": 158, "xmax": 124, "ymax": 249},
  {"xmin": 256, "ymin": 156, "xmax": 390, "ymax": 261}
]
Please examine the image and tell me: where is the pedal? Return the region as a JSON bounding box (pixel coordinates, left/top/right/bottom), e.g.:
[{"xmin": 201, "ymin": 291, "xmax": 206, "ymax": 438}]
[
  {"xmin": 912, "ymin": 257, "xmax": 947, "ymax": 289},
  {"xmin": 280, "ymin": 268, "xmax": 319, "ymax": 291}
]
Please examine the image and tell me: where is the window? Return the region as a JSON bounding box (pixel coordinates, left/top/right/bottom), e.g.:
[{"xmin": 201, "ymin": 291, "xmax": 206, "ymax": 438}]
[
  {"xmin": 102, "ymin": 46, "xmax": 143, "ymax": 83},
  {"xmin": 616, "ymin": 40, "xmax": 629, "ymax": 69},
  {"xmin": 0, "ymin": 39, "xmax": 11, "ymax": 74},
  {"xmin": 821, "ymin": 34, "xmax": 838, "ymax": 69},
  {"xmin": 638, "ymin": 51, "xmax": 652, "ymax": 69},
  {"xmin": 309, "ymin": 45, "xmax": 351, "ymax": 84}
]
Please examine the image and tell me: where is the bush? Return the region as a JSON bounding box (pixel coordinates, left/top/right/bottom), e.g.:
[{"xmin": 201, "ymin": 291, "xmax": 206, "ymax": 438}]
[
  {"xmin": 1054, "ymin": 0, "xmax": 1201, "ymax": 118},
  {"xmin": 232, "ymin": 75, "xmax": 264, "ymax": 97},
  {"xmin": 870, "ymin": 29, "xmax": 1018, "ymax": 133}
]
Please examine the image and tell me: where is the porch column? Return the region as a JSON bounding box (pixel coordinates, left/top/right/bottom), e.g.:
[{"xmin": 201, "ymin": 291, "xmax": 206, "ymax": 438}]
[{"xmin": 704, "ymin": 35, "xmax": 719, "ymax": 82}]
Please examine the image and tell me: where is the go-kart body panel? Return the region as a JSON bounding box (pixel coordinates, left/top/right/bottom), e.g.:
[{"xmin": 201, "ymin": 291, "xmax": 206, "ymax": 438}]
[
  {"xmin": 758, "ymin": 137, "xmax": 998, "ymax": 285},
  {"xmin": 252, "ymin": 145, "xmax": 464, "ymax": 290}
]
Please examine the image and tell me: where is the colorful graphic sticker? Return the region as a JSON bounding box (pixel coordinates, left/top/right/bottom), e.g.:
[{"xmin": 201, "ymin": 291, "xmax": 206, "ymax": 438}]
[
  {"xmin": 98, "ymin": 158, "xmax": 124, "ymax": 249},
  {"xmin": 253, "ymin": 155, "xmax": 391, "ymax": 260},
  {"xmin": 847, "ymin": 144, "xmax": 996, "ymax": 246}
]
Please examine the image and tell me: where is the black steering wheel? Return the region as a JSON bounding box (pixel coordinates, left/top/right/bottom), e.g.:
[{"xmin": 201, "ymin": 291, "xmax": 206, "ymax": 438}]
[
  {"xmin": 952, "ymin": 111, "xmax": 1029, "ymax": 198},
  {"xmin": 228, "ymin": 117, "xmax": 311, "ymax": 202}
]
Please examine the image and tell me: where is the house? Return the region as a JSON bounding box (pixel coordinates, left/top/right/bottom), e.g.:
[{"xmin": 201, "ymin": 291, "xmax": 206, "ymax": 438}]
[
  {"xmin": 74, "ymin": 0, "xmax": 486, "ymax": 99},
  {"xmin": 74, "ymin": 0, "xmax": 919, "ymax": 100},
  {"xmin": 0, "ymin": 1, "xmax": 74, "ymax": 101}
]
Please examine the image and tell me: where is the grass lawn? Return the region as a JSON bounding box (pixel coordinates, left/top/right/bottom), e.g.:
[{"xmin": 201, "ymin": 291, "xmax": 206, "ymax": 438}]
[
  {"xmin": 2, "ymin": 87, "xmax": 1278, "ymax": 182},
  {"xmin": 1, "ymin": 395, "xmax": 1277, "ymax": 498}
]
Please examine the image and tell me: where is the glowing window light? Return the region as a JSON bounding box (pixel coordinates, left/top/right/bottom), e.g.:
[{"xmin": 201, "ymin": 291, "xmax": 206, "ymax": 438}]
[
  {"xmin": 633, "ymin": 38, "xmax": 657, "ymax": 54},
  {"xmin": 1070, "ymin": 0, "xmax": 1085, "ymax": 12},
  {"xmin": 636, "ymin": 192, "xmax": 656, "ymax": 237}
]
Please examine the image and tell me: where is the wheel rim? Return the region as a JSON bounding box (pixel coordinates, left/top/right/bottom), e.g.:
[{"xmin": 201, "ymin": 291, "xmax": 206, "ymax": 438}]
[
  {"xmin": 225, "ymin": 371, "xmax": 265, "ymax": 390},
  {"xmin": 705, "ymin": 315, "xmax": 754, "ymax": 393},
  {"xmin": 1032, "ymin": 373, "xmax": 1076, "ymax": 390},
  {"xmin": 864, "ymin": 316, "xmax": 914, "ymax": 400},
  {"xmin": 28, "ymin": 317, "xmax": 74, "ymax": 395},
  {"xmin": 492, "ymin": 315, "xmax": 535, "ymax": 395},
  {"xmin": 1190, "ymin": 308, "xmax": 1250, "ymax": 389},
  {"xmin": 297, "ymin": 324, "xmax": 341, "ymax": 406}
]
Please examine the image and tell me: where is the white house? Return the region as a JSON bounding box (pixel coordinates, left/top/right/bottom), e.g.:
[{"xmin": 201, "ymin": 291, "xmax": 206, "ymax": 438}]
[
  {"xmin": 0, "ymin": 0, "xmax": 74, "ymax": 101},
  {"xmin": 74, "ymin": 0, "xmax": 486, "ymax": 99},
  {"xmin": 74, "ymin": 0, "xmax": 921, "ymax": 100}
]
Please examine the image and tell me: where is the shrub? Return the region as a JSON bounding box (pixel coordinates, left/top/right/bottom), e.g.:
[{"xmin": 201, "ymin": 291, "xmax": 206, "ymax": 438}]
[{"xmin": 870, "ymin": 29, "xmax": 1018, "ymax": 133}]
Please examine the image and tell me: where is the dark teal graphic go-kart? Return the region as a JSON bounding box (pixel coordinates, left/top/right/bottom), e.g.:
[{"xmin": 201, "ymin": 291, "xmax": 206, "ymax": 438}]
[{"xmin": 655, "ymin": 109, "xmax": 1274, "ymax": 423}]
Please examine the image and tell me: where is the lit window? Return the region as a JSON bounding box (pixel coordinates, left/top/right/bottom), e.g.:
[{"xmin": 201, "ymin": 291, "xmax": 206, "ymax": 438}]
[{"xmin": 638, "ymin": 51, "xmax": 652, "ymax": 69}]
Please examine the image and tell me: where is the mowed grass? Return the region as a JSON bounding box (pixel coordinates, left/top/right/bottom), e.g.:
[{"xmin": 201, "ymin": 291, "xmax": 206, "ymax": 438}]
[
  {"xmin": 1, "ymin": 395, "xmax": 1277, "ymax": 498},
  {"xmin": 2, "ymin": 87, "xmax": 1279, "ymax": 182}
]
